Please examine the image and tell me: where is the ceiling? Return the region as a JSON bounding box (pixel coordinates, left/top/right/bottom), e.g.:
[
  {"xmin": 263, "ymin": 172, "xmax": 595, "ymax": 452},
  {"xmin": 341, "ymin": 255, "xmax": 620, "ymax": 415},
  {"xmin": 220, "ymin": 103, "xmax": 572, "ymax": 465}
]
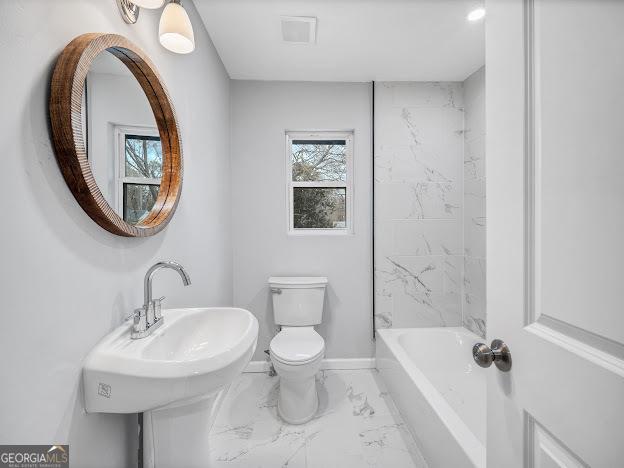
[{"xmin": 194, "ymin": 0, "xmax": 485, "ymax": 82}]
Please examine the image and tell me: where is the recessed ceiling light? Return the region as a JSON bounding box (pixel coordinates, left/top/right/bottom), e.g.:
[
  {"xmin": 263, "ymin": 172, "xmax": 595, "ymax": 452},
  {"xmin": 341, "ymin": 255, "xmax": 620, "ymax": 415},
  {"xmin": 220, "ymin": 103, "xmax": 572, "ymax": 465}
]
[{"xmin": 467, "ymin": 7, "xmax": 486, "ymax": 22}]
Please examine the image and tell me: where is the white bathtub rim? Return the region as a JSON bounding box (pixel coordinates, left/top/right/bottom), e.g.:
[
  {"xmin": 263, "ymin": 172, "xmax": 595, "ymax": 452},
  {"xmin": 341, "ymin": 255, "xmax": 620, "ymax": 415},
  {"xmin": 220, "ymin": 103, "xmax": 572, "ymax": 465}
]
[{"xmin": 377, "ymin": 327, "xmax": 485, "ymax": 468}]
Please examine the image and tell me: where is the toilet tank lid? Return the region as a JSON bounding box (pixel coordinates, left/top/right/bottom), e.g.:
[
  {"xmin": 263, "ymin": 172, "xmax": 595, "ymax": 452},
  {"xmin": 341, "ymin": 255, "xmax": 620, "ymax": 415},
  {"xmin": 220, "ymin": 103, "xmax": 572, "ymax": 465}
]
[{"xmin": 268, "ymin": 276, "xmax": 328, "ymax": 288}]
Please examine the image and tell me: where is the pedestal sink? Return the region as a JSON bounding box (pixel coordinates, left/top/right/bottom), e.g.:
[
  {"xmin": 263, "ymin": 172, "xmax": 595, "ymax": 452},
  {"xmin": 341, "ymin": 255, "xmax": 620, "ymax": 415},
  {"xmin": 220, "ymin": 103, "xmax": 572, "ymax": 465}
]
[{"xmin": 83, "ymin": 307, "xmax": 258, "ymax": 468}]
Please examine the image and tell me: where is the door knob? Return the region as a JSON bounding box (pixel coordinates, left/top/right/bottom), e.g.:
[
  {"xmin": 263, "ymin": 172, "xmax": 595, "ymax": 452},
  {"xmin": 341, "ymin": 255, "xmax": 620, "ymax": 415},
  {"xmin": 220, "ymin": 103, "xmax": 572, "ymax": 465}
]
[{"xmin": 472, "ymin": 339, "xmax": 512, "ymax": 372}]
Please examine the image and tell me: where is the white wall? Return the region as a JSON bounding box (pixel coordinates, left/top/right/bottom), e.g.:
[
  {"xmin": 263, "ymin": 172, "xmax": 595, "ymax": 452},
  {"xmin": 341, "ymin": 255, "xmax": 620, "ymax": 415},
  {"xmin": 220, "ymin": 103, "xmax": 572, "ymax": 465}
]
[
  {"xmin": 462, "ymin": 66, "xmax": 486, "ymax": 337},
  {"xmin": 374, "ymin": 82, "xmax": 465, "ymax": 329},
  {"xmin": 0, "ymin": 1, "xmax": 231, "ymax": 467},
  {"xmin": 230, "ymin": 81, "xmax": 373, "ymax": 360}
]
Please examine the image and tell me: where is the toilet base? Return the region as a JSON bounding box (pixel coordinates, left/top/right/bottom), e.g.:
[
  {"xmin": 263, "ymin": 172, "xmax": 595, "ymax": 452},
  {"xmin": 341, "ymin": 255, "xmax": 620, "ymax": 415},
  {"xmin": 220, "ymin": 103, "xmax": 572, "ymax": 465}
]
[
  {"xmin": 272, "ymin": 360, "xmax": 322, "ymax": 424},
  {"xmin": 278, "ymin": 390, "xmax": 318, "ymax": 424}
]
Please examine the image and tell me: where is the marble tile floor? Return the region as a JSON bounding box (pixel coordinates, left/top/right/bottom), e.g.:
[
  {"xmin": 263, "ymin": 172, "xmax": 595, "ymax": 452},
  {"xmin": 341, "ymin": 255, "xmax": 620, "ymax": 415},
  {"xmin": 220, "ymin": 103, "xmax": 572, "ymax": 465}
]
[{"xmin": 208, "ymin": 369, "xmax": 428, "ymax": 468}]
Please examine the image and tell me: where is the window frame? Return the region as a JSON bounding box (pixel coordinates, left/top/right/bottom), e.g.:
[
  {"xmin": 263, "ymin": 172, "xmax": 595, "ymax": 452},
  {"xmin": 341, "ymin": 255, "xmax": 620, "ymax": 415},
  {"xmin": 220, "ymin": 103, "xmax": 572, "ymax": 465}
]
[
  {"xmin": 285, "ymin": 130, "xmax": 354, "ymax": 236},
  {"xmin": 114, "ymin": 125, "xmax": 161, "ymax": 221}
]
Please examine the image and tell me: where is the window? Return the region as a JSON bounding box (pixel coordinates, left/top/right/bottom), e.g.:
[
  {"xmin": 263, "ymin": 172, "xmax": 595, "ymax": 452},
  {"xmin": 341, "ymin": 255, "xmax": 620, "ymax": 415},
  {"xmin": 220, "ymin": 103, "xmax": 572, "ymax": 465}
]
[
  {"xmin": 286, "ymin": 131, "xmax": 353, "ymax": 234},
  {"xmin": 115, "ymin": 126, "xmax": 162, "ymax": 224}
]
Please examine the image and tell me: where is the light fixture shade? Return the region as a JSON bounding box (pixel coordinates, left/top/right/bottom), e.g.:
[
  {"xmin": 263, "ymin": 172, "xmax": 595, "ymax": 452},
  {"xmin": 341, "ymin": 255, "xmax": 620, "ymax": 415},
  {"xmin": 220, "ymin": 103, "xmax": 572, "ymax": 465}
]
[
  {"xmin": 131, "ymin": 0, "xmax": 165, "ymax": 8},
  {"xmin": 159, "ymin": 2, "xmax": 195, "ymax": 54}
]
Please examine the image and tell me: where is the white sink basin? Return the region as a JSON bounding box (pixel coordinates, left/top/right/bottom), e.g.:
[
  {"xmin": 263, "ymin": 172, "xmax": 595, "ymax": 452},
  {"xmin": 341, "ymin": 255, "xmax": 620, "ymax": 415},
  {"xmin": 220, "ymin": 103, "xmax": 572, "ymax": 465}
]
[{"xmin": 83, "ymin": 307, "xmax": 258, "ymax": 413}]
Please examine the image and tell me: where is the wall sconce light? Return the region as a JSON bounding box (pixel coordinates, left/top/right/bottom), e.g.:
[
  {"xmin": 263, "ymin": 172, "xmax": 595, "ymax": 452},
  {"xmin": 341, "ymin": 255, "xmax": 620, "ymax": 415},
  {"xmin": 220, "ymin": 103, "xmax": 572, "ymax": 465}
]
[
  {"xmin": 159, "ymin": 1, "xmax": 195, "ymax": 54},
  {"xmin": 116, "ymin": 0, "xmax": 195, "ymax": 54}
]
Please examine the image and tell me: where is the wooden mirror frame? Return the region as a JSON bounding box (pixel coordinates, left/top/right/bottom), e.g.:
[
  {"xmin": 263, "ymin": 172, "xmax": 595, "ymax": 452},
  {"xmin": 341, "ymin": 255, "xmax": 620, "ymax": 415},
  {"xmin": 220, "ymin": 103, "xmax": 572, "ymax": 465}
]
[{"xmin": 49, "ymin": 33, "xmax": 182, "ymax": 237}]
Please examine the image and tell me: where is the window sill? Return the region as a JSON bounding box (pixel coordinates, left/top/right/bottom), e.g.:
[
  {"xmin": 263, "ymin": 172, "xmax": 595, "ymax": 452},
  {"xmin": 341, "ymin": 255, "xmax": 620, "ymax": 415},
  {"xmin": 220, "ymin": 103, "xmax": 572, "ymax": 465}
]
[{"xmin": 287, "ymin": 229, "xmax": 354, "ymax": 237}]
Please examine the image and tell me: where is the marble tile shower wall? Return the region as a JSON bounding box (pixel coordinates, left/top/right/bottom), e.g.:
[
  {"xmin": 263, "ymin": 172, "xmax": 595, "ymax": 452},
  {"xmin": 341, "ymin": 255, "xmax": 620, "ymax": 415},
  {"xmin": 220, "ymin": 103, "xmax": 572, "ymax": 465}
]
[
  {"xmin": 374, "ymin": 75, "xmax": 486, "ymax": 337},
  {"xmin": 462, "ymin": 67, "xmax": 486, "ymax": 337},
  {"xmin": 374, "ymin": 82, "xmax": 465, "ymax": 330}
]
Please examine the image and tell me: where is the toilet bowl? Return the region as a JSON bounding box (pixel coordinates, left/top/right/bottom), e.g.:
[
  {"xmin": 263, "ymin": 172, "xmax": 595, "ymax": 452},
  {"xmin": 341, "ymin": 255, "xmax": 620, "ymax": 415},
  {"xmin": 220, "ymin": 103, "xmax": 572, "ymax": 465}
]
[
  {"xmin": 268, "ymin": 276, "xmax": 327, "ymax": 424},
  {"xmin": 270, "ymin": 326, "xmax": 325, "ymax": 424}
]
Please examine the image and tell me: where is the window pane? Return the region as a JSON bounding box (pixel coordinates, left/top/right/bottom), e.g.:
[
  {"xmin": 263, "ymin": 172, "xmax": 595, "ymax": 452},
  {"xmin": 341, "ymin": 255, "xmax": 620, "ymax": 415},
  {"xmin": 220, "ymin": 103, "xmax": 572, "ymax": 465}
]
[
  {"xmin": 125, "ymin": 134, "xmax": 162, "ymax": 179},
  {"xmin": 293, "ymin": 187, "xmax": 346, "ymax": 229},
  {"xmin": 291, "ymin": 140, "xmax": 346, "ymax": 182},
  {"xmin": 123, "ymin": 183, "xmax": 160, "ymax": 225}
]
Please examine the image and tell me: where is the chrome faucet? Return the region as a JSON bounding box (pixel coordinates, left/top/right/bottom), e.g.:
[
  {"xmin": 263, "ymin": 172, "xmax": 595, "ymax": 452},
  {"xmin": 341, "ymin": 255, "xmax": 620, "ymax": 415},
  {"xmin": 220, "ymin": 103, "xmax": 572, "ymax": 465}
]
[{"xmin": 131, "ymin": 261, "xmax": 192, "ymax": 339}]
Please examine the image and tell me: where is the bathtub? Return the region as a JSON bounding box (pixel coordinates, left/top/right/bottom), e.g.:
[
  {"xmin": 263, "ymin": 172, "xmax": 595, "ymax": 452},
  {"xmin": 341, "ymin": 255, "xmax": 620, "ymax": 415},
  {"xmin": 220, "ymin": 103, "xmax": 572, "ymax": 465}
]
[{"xmin": 376, "ymin": 327, "xmax": 486, "ymax": 468}]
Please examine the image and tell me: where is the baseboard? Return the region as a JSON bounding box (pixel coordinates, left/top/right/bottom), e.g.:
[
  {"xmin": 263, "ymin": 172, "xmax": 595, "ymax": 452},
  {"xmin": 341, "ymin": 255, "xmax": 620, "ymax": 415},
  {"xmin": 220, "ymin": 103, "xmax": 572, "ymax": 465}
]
[
  {"xmin": 245, "ymin": 360, "xmax": 272, "ymax": 373},
  {"xmin": 244, "ymin": 358, "xmax": 375, "ymax": 373},
  {"xmin": 321, "ymin": 358, "xmax": 376, "ymax": 370}
]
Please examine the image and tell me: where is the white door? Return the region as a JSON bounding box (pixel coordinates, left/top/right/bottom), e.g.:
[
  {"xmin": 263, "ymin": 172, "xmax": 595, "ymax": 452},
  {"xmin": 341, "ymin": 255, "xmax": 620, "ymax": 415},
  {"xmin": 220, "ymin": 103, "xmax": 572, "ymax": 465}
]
[{"xmin": 487, "ymin": 0, "xmax": 624, "ymax": 466}]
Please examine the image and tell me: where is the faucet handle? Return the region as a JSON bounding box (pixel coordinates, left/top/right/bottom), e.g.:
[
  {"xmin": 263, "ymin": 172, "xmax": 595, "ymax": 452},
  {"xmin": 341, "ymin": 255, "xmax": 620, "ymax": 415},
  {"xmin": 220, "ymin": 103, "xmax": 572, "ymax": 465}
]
[
  {"xmin": 125, "ymin": 307, "xmax": 144, "ymax": 322},
  {"xmin": 130, "ymin": 307, "xmax": 150, "ymax": 339},
  {"xmin": 153, "ymin": 296, "xmax": 166, "ymax": 321}
]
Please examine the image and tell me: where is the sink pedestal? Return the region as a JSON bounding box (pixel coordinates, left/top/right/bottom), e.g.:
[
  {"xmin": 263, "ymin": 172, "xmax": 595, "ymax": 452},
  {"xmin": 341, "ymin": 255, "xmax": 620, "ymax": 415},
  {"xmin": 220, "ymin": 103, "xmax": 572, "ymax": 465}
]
[{"xmin": 143, "ymin": 386, "xmax": 229, "ymax": 468}]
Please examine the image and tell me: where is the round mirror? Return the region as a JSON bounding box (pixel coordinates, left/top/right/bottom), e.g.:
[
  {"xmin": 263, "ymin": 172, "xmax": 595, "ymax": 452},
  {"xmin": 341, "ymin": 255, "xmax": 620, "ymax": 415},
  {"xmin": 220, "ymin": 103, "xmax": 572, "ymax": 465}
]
[{"xmin": 50, "ymin": 33, "xmax": 182, "ymax": 237}]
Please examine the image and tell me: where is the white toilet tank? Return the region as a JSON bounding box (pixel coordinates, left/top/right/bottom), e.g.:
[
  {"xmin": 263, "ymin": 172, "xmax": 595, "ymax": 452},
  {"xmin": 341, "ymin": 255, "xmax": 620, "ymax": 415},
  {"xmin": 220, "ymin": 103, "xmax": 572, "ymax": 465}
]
[{"xmin": 268, "ymin": 277, "xmax": 328, "ymax": 326}]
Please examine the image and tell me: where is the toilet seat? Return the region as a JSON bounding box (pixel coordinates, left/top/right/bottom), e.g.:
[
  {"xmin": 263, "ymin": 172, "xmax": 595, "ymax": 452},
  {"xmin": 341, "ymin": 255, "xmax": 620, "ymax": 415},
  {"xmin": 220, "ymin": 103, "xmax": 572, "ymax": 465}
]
[{"xmin": 270, "ymin": 328, "xmax": 325, "ymax": 365}]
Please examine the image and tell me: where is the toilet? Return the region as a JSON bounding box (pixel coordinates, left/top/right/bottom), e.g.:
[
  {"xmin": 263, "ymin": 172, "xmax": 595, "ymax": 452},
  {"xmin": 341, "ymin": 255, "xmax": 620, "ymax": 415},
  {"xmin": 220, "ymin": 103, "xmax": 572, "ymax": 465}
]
[{"xmin": 268, "ymin": 276, "xmax": 327, "ymax": 424}]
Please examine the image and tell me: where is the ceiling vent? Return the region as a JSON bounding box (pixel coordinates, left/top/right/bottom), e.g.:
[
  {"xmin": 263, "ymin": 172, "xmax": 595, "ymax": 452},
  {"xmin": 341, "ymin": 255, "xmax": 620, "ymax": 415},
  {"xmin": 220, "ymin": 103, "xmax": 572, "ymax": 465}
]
[{"xmin": 281, "ymin": 16, "xmax": 316, "ymax": 44}]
